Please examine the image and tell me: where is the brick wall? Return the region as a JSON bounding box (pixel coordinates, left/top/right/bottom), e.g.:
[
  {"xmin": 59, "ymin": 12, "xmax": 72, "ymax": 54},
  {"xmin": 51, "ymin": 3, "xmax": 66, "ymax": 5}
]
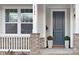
[
  {"xmin": 40, "ymin": 37, "xmax": 45, "ymax": 49},
  {"xmin": 73, "ymin": 34, "xmax": 79, "ymax": 54},
  {"xmin": 30, "ymin": 33, "xmax": 40, "ymax": 55}
]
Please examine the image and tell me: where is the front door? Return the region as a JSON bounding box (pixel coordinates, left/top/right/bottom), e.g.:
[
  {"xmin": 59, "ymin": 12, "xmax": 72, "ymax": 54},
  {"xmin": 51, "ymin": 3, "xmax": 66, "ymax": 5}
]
[{"xmin": 53, "ymin": 11, "xmax": 65, "ymax": 47}]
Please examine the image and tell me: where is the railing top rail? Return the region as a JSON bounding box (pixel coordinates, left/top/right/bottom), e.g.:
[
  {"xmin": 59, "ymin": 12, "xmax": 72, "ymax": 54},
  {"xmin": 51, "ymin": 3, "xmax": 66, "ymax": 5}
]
[{"xmin": 0, "ymin": 34, "xmax": 30, "ymax": 37}]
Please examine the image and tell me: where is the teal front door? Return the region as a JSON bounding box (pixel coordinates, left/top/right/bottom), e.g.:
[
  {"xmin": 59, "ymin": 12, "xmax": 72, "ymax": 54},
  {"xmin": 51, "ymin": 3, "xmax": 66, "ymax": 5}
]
[{"xmin": 53, "ymin": 11, "xmax": 65, "ymax": 46}]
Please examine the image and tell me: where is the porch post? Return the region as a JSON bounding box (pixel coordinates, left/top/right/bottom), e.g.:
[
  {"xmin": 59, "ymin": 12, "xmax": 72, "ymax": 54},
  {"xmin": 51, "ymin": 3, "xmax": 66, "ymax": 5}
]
[
  {"xmin": 30, "ymin": 4, "xmax": 40, "ymax": 55},
  {"xmin": 70, "ymin": 5, "xmax": 74, "ymax": 48},
  {"xmin": 33, "ymin": 4, "xmax": 38, "ymax": 33},
  {"xmin": 73, "ymin": 4, "xmax": 79, "ymax": 54},
  {"xmin": 43, "ymin": 5, "xmax": 46, "ymax": 47},
  {"xmin": 74, "ymin": 4, "xmax": 79, "ymax": 49},
  {"xmin": 75, "ymin": 4, "xmax": 79, "ymax": 33}
]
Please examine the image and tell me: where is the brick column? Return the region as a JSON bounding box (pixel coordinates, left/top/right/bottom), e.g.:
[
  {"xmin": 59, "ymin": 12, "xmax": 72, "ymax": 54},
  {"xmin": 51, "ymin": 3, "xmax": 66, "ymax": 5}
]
[
  {"xmin": 40, "ymin": 37, "xmax": 45, "ymax": 49},
  {"xmin": 73, "ymin": 34, "xmax": 79, "ymax": 54},
  {"xmin": 30, "ymin": 33, "xmax": 40, "ymax": 55}
]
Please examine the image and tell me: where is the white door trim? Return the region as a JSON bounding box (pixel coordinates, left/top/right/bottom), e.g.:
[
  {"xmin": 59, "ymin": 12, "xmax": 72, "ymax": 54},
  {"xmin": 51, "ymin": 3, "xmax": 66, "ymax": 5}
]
[{"xmin": 50, "ymin": 8, "xmax": 67, "ymax": 46}]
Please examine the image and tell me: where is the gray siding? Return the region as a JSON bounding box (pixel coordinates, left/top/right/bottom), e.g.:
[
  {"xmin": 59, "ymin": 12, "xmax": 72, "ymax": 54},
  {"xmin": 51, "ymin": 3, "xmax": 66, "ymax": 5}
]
[{"xmin": 0, "ymin": 8, "xmax": 2, "ymax": 34}]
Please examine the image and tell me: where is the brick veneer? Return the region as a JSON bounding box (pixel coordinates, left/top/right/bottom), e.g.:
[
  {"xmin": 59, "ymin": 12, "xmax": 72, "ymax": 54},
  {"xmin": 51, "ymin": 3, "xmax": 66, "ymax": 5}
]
[
  {"xmin": 30, "ymin": 33, "xmax": 40, "ymax": 55},
  {"xmin": 73, "ymin": 34, "xmax": 79, "ymax": 54},
  {"xmin": 40, "ymin": 37, "xmax": 45, "ymax": 49}
]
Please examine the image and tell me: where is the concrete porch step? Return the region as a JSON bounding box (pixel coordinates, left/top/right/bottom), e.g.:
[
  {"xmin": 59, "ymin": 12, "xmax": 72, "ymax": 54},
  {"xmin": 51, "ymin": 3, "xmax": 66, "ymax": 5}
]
[{"xmin": 40, "ymin": 48, "xmax": 74, "ymax": 55}]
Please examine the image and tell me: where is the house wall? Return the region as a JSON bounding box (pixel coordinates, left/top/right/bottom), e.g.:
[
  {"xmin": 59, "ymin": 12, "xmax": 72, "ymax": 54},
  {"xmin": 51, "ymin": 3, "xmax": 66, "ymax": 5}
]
[
  {"xmin": 46, "ymin": 4, "xmax": 70, "ymax": 37},
  {"xmin": 0, "ymin": 7, "xmax": 2, "ymax": 34}
]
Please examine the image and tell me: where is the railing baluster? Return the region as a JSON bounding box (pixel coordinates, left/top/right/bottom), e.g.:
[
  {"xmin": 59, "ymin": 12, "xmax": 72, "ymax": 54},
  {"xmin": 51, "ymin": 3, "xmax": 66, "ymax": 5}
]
[
  {"xmin": 14, "ymin": 37, "xmax": 16, "ymax": 49},
  {"xmin": 16, "ymin": 37, "xmax": 17, "ymax": 49},
  {"xmin": 9, "ymin": 37, "xmax": 10, "ymax": 49},
  {"xmin": 21, "ymin": 37, "xmax": 22, "ymax": 50},
  {"xmin": 24, "ymin": 37, "xmax": 25, "ymax": 49},
  {"xmin": 7, "ymin": 37, "xmax": 9, "ymax": 49},
  {"xmin": 11, "ymin": 37, "xmax": 12, "ymax": 49},
  {"xmin": 28, "ymin": 37, "xmax": 29, "ymax": 50},
  {"xmin": 3, "ymin": 37, "xmax": 4, "ymax": 49},
  {"xmin": 22, "ymin": 37, "xmax": 24, "ymax": 49},
  {"xmin": 10, "ymin": 37, "xmax": 11, "ymax": 49},
  {"xmin": 4, "ymin": 37, "xmax": 5, "ymax": 49},
  {"xmin": 26, "ymin": 37, "xmax": 27, "ymax": 49},
  {"xmin": 7, "ymin": 37, "xmax": 8, "ymax": 49},
  {"xmin": 2, "ymin": 37, "xmax": 3, "ymax": 49},
  {"xmin": 20, "ymin": 37, "xmax": 21, "ymax": 49},
  {"xmin": 8, "ymin": 37, "xmax": 9, "ymax": 49},
  {"xmin": 13, "ymin": 37, "xmax": 15, "ymax": 49},
  {"xmin": 24, "ymin": 37, "xmax": 26, "ymax": 49}
]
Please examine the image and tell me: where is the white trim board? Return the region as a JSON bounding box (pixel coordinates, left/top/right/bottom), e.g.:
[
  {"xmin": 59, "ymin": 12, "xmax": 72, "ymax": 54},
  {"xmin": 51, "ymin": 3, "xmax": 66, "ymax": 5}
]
[{"xmin": 46, "ymin": 4, "xmax": 71, "ymax": 9}]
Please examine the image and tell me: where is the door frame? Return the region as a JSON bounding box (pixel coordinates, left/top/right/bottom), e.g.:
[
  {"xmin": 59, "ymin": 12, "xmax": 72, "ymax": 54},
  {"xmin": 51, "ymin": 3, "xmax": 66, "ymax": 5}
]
[{"xmin": 50, "ymin": 9, "xmax": 67, "ymax": 46}]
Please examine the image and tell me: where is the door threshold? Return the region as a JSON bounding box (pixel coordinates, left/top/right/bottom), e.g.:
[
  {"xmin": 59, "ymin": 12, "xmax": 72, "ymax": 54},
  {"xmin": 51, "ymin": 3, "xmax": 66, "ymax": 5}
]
[{"xmin": 52, "ymin": 45, "xmax": 64, "ymax": 48}]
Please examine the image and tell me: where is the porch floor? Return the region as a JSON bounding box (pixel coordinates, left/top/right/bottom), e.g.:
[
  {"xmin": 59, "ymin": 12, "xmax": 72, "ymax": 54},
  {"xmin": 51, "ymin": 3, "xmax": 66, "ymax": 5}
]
[{"xmin": 40, "ymin": 48, "xmax": 74, "ymax": 55}]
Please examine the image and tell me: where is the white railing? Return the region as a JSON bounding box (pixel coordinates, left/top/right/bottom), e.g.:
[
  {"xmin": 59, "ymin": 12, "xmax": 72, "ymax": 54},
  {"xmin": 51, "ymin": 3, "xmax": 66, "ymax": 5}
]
[{"xmin": 0, "ymin": 34, "xmax": 30, "ymax": 51}]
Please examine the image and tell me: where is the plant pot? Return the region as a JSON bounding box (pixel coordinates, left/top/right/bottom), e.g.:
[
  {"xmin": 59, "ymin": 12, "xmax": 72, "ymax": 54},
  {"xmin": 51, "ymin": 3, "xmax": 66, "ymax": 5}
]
[
  {"xmin": 65, "ymin": 40, "xmax": 69, "ymax": 48},
  {"xmin": 48, "ymin": 40, "xmax": 53, "ymax": 48}
]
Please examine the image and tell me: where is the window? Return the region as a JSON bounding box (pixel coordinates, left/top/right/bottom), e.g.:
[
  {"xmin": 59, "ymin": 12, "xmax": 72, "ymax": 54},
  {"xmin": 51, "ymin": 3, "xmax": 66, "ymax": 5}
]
[
  {"xmin": 21, "ymin": 9, "xmax": 32, "ymax": 22},
  {"xmin": 5, "ymin": 9, "xmax": 18, "ymax": 34},
  {"xmin": 6, "ymin": 24, "xmax": 17, "ymax": 33},
  {"xmin": 21, "ymin": 9, "xmax": 33, "ymax": 34},
  {"xmin": 5, "ymin": 9, "xmax": 33, "ymax": 34}
]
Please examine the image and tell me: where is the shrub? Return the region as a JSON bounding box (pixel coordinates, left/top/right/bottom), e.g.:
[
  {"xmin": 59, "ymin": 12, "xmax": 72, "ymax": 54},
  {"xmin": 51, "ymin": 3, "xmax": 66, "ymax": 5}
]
[
  {"xmin": 47, "ymin": 36, "xmax": 53, "ymax": 40},
  {"xmin": 64, "ymin": 36, "xmax": 70, "ymax": 40}
]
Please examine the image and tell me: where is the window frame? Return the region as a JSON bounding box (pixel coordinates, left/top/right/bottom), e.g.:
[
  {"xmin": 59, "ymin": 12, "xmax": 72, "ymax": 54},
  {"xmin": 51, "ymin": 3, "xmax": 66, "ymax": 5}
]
[{"xmin": 3, "ymin": 6, "xmax": 33, "ymax": 34}]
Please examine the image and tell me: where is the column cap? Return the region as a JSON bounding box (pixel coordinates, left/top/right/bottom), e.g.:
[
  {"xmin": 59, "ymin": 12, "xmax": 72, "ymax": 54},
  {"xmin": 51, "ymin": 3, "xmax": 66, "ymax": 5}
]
[{"xmin": 31, "ymin": 33, "xmax": 40, "ymax": 35}]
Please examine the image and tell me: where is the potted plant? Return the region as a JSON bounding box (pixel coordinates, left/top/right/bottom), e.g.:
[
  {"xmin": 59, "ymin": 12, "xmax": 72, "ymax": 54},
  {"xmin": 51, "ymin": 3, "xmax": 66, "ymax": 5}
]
[
  {"xmin": 64, "ymin": 36, "xmax": 70, "ymax": 48},
  {"xmin": 47, "ymin": 36, "xmax": 53, "ymax": 48}
]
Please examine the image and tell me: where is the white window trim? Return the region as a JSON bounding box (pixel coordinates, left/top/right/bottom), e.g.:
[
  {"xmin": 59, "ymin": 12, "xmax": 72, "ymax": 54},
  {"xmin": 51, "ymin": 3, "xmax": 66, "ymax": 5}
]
[{"xmin": 2, "ymin": 6, "xmax": 33, "ymax": 35}]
